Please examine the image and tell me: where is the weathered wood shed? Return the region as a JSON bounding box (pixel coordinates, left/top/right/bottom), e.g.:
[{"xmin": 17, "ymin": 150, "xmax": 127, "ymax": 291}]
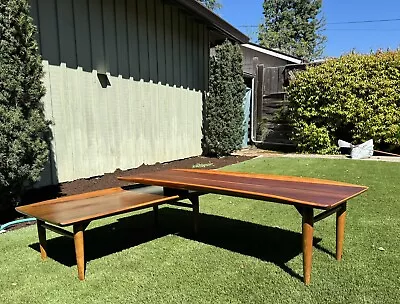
[
  {"xmin": 241, "ymin": 43, "xmax": 302, "ymax": 75},
  {"xmin": 29, "ymin": 0, "xmax": 248, "ymax": 186},
  {"xmin": 240, "ymin": 43, "xmax": 302, "ymax": 148}
]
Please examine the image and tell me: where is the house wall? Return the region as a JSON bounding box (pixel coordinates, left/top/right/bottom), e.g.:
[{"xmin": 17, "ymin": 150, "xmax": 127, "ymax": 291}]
[{"xmin": 29, "ymin": 0, "xmax": 209, "ymax": 185}]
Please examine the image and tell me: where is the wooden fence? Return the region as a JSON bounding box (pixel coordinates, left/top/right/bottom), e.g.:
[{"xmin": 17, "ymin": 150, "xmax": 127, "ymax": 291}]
[{"xmin": 253, "ymin": 62, "xmax": 294, "ymax": 146}]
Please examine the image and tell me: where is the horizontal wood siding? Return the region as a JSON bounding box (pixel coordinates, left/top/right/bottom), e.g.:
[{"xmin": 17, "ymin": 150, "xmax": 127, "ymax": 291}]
[{"xmin": 29, "ymin": 0, "xmax": 207, "ymax": 184}]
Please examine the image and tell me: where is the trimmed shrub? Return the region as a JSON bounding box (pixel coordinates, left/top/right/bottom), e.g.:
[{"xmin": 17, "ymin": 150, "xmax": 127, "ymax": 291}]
[
  {"xmin": 287, "ymin": 51, "xmax": 400, "ymax": 154},
  {"xmin": 202, "ymin": 40, "xmax": 246, "ymax": 156},
  {"xmin": 0, "ymin": 0, "xmax": 51, "ymax": 209}
]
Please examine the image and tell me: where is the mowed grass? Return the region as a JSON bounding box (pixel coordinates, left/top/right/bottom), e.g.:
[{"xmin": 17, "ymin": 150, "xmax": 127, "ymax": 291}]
[{"xmin": 1, "ymin": 157, "xmax": 399, "ymax": 303}]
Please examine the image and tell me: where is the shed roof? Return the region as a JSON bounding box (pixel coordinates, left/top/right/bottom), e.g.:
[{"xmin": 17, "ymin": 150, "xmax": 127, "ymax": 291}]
[
  {"xmin": 171, "ymin": 0, "xmax": 249, "ymax": 44},
  {"xmin": 241, "ymin": 43, "xmax": 303, "ymax": 64}
]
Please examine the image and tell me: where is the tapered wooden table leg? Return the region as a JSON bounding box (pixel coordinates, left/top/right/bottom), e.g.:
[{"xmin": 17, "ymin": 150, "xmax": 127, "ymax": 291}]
[
  {"xmin": 336, "ymin": 202, "xmax": 347, "ymax": 261},
  {"xmin": 37, "ymin": 220, "xmax": 47, "ymax": 260},
  {"xmin": 190, "ymin": 195, "xmax": 199, "ymax": 236},
  {"xmin": 73, "ymin": 224, "xmax": 85, "ymax": 280},
  {"xmin": 302, "ymin": 207, "xmax": 314, "ymax": 285}
]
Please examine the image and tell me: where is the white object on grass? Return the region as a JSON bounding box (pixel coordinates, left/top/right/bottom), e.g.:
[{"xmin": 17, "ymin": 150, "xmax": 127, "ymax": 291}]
[{"xmin": 338, "ymin": 139, "xmax": 374, "ymax": 159}]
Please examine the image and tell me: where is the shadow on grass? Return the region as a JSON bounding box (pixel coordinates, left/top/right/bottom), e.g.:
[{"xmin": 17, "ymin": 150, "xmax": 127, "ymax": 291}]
[{"xmin": 29, "ymin": 207, "xmax": 328, "ymax": 282}]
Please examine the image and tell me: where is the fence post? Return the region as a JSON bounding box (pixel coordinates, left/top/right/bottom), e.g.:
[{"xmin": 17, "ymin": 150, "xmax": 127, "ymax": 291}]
[
  {"xmin": 252, "ymin": 57, "xmax": 259, "ymax": 140},
  {"xmin": 256, "ymin": 64, "xmax": 264, "ymax": 138}
]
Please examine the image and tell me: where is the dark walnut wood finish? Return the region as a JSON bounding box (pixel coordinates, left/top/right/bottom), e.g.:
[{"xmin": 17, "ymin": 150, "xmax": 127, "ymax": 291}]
[
  {"xmin": 16, "ymin": 187, "xmax": 200, "ymax": 281},
  {"xmin": 119, "ymin": 169, "xmax": 368, "ymax": 285}
]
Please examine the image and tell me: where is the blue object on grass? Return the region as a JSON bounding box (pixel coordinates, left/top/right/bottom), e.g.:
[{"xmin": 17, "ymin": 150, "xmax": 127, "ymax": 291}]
[{"xmin": 0, "ymin": 218, "xmax": 36, "ymax": 233}]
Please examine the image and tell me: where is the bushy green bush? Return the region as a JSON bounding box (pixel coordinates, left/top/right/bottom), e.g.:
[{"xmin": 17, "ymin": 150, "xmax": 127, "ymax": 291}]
[
  {"xmin": 202, "ymin": 40, "xmax": 246, "ymax": 157},
  {"xmin": 0, "ymin": 0, "xmax": 51, "ymax": 209},
  {"xmin": 287, "ymin": 51, "xmax": 400, "ymax": 154}
]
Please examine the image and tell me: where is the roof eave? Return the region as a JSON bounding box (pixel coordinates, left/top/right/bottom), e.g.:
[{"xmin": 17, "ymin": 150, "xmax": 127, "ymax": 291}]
[
  {"xmin": 171, "ymin": 0, "xmax": 249, "ymax": 44},
  {"xmin": 242, "ymin": 43, "xmax": 303, "ymax": 64}
]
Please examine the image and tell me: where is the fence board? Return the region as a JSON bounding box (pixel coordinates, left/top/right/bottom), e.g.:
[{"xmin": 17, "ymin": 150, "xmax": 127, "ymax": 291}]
[
  {"xmin": 171, "ymin": 7, "xmax": 180, "ymax": 86},
  {"xmin": 164, "ymin": 5, "xmax": 174, "ymax": 86},
  {"xmin": 56, "ymin": 0, "xmax": 76, "ymax": 67},
  {"xmin": 179, "ymin": 14, "xmax": 187, "ymax": 88},
  {"xmin": 155, "ymin": 0, "xmax": 166, "ymax": 84},
  {"xmin": 147, "ymin": 0, "xmax": 158, "ymax": 82},
  {"xmin": 88, "ymin": 0, "xmax": 106, "ymax": 73},
  {"xmin": 115, "ymin": 0, "xmax": 129, "ymax": 78},
  {"xmin": 73, "ymin": 0, "xmax": 91, "ymax": 71},
  {"xmin": 37, "ymin": 0, "xmax": 59, "ymax": 65}
]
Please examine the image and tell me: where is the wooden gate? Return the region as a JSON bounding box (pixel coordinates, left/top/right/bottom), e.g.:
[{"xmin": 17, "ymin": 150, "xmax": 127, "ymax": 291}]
[{"xmin": 253, "ymin": 63, "xmax": 294, "ymax": 146}]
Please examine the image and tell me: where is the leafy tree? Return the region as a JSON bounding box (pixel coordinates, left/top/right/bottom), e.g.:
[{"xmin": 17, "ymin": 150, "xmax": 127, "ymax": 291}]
[
  {"xmin": 202, "ymin": 40, "xmax": 246, "ymax": 157},
  {"xmin": 198, "ymin": 0, "xmax": 222, "ymax": 11},
  {"xmin": 0, "ymin": 0, "xmax": 51, "ymax": 210},
  {"xmin": 258, "ymin": 0, "xmax": 326, "ymax": 60}
]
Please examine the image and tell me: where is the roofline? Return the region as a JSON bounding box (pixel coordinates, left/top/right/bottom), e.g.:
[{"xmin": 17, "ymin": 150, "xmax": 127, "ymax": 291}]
[
  {"xmin": 171, "ymin": 0, "xmax": 249, "ymax": 44},
  {"xmin": 242, "ymin": 43, "xmax": 303, "ymax": 64}
]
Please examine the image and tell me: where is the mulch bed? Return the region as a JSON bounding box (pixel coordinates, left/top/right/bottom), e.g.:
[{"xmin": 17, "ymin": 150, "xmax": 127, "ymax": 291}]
[{"xmin": 1, "ymin": 155, "xmax": 253, "ymax": 228}]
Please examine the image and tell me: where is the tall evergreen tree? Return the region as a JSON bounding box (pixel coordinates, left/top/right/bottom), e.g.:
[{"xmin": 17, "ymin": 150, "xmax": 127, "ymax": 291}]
[
  {"xmin": 0, "ymin": 0, "xmax": 51, "ymax": 209},
  {"xmin": 198, "ymin": 0, "xmax": 222, "ymax": 11},
  {"xmin": 202, "ymin": 40, "xmax": 245, "ymax": 157},
  {"xmin": 258, "ymin": 0, "xmax": 326, "ymax": 60}
]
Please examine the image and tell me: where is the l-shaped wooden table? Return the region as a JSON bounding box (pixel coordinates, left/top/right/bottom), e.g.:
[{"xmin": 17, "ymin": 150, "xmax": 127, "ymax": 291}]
[
  {"xmin": 119, "ymin": 169, "xmax": 368, "ymax": 285},
  {"xmin": 17, "ymin": 169, "xmax": 367, "ymax": 285}
]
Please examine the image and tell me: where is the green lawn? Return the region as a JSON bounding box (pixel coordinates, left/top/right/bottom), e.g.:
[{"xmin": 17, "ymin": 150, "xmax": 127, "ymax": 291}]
[{"xmin": 1, "ymin": 157, "xmax": 399, "ymax": 303}]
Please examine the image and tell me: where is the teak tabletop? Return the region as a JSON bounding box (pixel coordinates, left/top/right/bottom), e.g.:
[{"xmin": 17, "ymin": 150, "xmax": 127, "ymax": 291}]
[
  {"xmin": 118, "ymin": 169, "xmax": 368, "ymax": 210},
  {"xmin": 119, "ymin": 168, "xmax": 368, "ymax": 285},
  {"xmin": 16, "ymin": 187, "xmax": 178, "ymax": 226}
]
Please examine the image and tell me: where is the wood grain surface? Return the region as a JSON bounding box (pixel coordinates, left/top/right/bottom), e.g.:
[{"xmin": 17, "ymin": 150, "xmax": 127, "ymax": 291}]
[
  {"xmin": 118, "ymin": 169, "xmax": 368, "ymax": 209},
  {"xmin": 16, "ymin": 188, "xmax": 179, "ymax": 226}
]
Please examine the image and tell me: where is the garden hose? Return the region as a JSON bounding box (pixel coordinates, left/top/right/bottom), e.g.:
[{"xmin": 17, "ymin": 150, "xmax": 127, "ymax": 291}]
[{"xmin": 0, "ymin": 218, "xmax": 36, "ymax": 234}]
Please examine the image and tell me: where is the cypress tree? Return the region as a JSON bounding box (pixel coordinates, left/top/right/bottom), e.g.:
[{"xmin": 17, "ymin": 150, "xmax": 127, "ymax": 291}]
[
  {"xmin": 0, "ymin": 0, "xmax": 50, "ymax": 209},
  {"xmin": 202, "ymin": 40, "xmax": 246, "ymax": 157}
]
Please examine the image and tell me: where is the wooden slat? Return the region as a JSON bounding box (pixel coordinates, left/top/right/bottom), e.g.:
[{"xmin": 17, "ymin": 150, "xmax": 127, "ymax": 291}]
[
  {"xmin": 147, "ymin": 0, "xmax": 158, "ymax": 82},
  {"xmin": 164, "ymin": 4, "xmax": 174, "ymax": 85},
  {"xmin": 57, "ymin": 0, "xmax": 77, "ymax": 67},
  {"xmin": 168, "ymin": 201, "xmax": 194, "ymax": 208},
  {"xmin": 16, "ymin": 188, "xmax": 179, "ymax": 226},
  {"xmin": 314, "ymin": 205, "xmax": 343, "ymax": 223},
  {"xmin": 257, "ymin": 64, "xmax": 264, "ymax": 127},
  {"xmin": 115, "ymin": 0, "xmax": 130, "ymax": 78},
  {"xmin": 37, "ymin": 0, "xmax": 59, "ymax": 65},
  {"xmin": 73, "ymin": 0, "xmax": 92, "ymax": 71},
  {"xmin": 137, "ymin": 0, "xmax": 150, "ymax": 81},
  {"xmin": 186, "ymin": 17, "xmax": 194, "ymax": 89},
  {"xmin": 41, "ymin": 223, "xmax": 74, "ymax": 238},
  {"xmin": 171, "ymin": 6, "xmax": 180, "ymax": 85},
  {"xmin": 198, "ymin": 24, "xmax": 205, "ymax": 91},
  {"xmin": 127, "ymin": 0, "xmax": 140, "ymax": 80},
  {"xmin": 102, "ymin": 0, "xmax": 118, "ymax": 75},
  {"xmin": 118, "ymin": 169, "xmax": 368, "ymax": 210},
  {"xmin": 179, "ymin": 13, "xmax": 187, "ymax": 88},
  {"xmin": 155, "ymin": 0, "xmax": 166, "ymax": 84},
  {"xmin": 88, "ymin": 0, "xmax": 106, "ymax": 72}
]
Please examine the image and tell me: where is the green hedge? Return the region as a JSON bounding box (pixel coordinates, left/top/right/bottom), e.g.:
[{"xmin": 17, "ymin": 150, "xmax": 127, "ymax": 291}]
[
  {"xmin": 202, "ymin": 40, "xmax": 246, "ymax": 156},
  {"xmin": 0, "ymin": 0, "xmax": 51, "ymax": 210},
  {"xmin": 287, "ymin": 51, "xmax": 400, "ymax": 154}
]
